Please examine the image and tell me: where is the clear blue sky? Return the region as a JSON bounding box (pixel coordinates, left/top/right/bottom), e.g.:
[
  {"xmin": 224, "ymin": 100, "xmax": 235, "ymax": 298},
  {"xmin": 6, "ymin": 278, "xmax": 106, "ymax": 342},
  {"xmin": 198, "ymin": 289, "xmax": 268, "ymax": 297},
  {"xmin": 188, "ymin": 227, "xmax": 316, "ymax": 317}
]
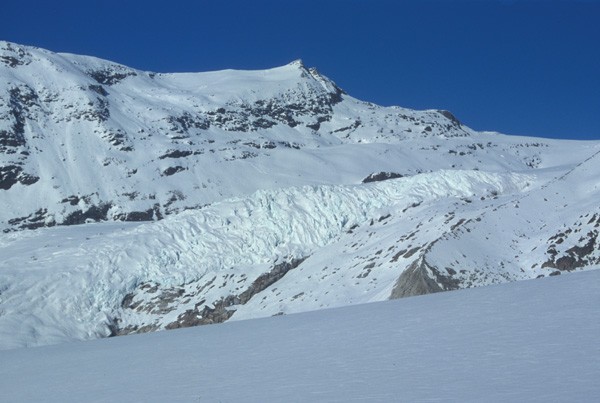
[{"xmin": 3, "ymin": 0, "xmax": 599, "ymax": 140}]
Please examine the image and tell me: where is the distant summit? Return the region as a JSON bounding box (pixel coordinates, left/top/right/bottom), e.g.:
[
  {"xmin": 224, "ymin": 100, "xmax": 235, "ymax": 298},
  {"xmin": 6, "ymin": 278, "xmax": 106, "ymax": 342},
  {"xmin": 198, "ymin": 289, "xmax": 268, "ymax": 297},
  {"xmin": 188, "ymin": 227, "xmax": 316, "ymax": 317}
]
[
  {"xmin": 287, "ymin": 58, "xmax": 305, "ymax": 68},
  {"xmin": 1, "ymin": 40, "xmax": 470, "ymax": 232}
]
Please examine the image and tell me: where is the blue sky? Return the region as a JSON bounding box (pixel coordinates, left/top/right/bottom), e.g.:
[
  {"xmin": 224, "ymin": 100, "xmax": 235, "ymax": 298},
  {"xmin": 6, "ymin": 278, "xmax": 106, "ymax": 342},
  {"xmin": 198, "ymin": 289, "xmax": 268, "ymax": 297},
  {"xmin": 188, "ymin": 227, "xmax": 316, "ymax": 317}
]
[{"xmin": 3, "ymin": 0, "xmax": 599, "ymax": 139}]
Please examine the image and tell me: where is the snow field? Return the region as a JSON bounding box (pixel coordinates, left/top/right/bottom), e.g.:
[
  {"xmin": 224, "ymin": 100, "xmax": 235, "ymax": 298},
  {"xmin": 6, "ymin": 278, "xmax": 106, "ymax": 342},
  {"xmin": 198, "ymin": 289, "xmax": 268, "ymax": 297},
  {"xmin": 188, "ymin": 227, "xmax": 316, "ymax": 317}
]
[{"xmin": 0, "ymin": 269, "xmax": 598, "ymax": 402}]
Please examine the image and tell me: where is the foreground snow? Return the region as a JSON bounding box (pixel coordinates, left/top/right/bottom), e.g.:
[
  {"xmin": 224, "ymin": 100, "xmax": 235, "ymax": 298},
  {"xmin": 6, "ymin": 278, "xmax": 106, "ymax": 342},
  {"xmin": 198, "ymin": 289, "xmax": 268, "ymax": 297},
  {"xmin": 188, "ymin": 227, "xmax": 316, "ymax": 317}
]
[{"xmin": 1, "ymin": 269, "xmax": 598, "ymax": 402}]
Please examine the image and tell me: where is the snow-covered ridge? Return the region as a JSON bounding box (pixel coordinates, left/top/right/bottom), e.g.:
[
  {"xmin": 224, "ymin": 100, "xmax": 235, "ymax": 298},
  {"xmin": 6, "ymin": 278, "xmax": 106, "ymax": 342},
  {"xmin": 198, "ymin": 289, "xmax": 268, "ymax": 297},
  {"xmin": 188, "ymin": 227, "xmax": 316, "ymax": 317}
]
[{"xmin": 2, "ymin": 40, "xmax": 594, "ymax": 233}]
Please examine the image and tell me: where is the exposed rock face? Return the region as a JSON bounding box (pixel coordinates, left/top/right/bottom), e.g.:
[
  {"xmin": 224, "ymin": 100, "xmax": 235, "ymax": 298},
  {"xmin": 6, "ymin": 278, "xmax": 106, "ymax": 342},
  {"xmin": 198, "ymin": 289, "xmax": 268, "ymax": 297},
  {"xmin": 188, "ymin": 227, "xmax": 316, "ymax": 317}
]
[
  {"xmin": 437, "ymin": 110, "xmax": 461, "ymax": 127},
  {"xmin": 390, "ymin": 256, "xmax": 460, "ymax": 299},
  {"xmin": 112, "ymin": 258, "xmax": 306, "ymax": 336},
  {"xmin": 0, "ymin": 42, "xmax": 32, "ymax": 68},
  {"xmin": 88, "ymin": 67, "xmax": 137, "ymax": 86},
  {"xmin": 237, "ymin": 258, "xmax": 307, "ymax": 304},
  {"xmin": 362, "ymin": 172, "xmax": 404, "ymax": 183},
  {"xmin": 542, "ymin": 229, "xmax": 599, "ymax": 272},
  {"xmin": 0, "ymin": 84, "xmax": 40, "ymax": 190},
  {"xmin": 0, "ymin": 164, "xmax": 39, "ymax": 190}
]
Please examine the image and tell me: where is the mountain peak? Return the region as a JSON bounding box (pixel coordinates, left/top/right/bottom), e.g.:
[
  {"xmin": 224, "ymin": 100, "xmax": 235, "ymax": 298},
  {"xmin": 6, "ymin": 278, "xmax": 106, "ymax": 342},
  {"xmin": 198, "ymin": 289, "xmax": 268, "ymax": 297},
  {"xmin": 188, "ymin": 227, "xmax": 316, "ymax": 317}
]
[{"xmin": 287, "ymin": 59, "xmax": 306, "ymax": 69}]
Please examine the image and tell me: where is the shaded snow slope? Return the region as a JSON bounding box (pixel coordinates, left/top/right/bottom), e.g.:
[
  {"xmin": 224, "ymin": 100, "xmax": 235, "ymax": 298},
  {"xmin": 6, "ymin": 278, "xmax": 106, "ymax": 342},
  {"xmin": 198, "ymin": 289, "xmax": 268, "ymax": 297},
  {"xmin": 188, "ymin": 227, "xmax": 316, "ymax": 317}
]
[{"xmin": 1, "ymin": 269, "xmax": 598, "ymax": 402}]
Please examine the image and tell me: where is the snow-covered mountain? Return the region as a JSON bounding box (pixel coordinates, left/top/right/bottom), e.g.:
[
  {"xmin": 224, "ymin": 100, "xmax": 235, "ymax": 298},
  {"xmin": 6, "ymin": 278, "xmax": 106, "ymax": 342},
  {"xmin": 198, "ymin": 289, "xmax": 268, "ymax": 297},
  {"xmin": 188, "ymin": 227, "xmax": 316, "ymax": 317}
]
[
  {"xmin": 2, "ymin": 40, "xmax": 593, "ymax": 232},
  {"xmin": 1, "ymin": 41, "xmax": 599, "ymax": 349}
]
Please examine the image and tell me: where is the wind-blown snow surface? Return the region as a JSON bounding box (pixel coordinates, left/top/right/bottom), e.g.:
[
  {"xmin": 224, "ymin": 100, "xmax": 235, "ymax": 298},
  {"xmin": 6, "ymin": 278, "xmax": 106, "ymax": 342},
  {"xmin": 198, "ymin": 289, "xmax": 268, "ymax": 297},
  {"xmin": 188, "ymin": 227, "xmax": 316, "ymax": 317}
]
[{"xmin": 1, "ymin": 270, "xmax": 598, "ymax": 402}]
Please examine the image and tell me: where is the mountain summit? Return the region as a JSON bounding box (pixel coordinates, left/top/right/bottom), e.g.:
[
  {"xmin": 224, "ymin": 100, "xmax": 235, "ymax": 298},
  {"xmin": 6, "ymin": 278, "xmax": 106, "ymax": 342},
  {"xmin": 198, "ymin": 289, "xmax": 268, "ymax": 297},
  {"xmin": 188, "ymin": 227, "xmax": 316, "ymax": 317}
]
[
  {"xmin": 1, "ymin": 40, "xmax": 473, "ymax": 231},
  {"xmin": 0, "ymin": 42, "xmax": 599, "ymax": 349}
]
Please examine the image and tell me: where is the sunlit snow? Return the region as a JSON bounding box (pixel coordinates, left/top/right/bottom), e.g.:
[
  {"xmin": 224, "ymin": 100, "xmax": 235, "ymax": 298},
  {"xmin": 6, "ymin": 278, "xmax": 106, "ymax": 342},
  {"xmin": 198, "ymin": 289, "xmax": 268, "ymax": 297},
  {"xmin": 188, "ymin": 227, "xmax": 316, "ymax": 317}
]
[{"xmin": 1, "ymin": 270, "xmax": 598, "ymax": 402}]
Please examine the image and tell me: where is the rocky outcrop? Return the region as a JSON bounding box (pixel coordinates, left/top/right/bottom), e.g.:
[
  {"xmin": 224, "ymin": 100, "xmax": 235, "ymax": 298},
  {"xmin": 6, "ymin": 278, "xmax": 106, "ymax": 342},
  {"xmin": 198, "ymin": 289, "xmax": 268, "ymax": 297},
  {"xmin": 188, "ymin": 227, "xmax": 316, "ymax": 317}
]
[
  {"xmin": 88, "ymin": 67, "xmax": 137, "ymax": 86},
  {"xmin": 0, "ymin": 164, "xmax": 39, "ymax": 190},
  {"xmin": 390, "ymin": 256, "xmax": 460, "ymax": 299},
  {"xmin": 362, "ymin": 172, "xmax": 404, "ymax": 183},
  {"xmin": 542, "ymin": 230, "xmax": 598, "ymax": 272},
  {"xmin": 437, "ymin": 110, "xmax": 461, "ymax": 127},
  {"xmin": 112, "ymin": 257, "xmax": 307, "ymax": 336},
  {"xmin": 0, "ymin": 42, "xmax": 32, "ymax": 68},
  {"xmin": 0, "ymin": 85, "xmax": 37, "ymax": 154}
]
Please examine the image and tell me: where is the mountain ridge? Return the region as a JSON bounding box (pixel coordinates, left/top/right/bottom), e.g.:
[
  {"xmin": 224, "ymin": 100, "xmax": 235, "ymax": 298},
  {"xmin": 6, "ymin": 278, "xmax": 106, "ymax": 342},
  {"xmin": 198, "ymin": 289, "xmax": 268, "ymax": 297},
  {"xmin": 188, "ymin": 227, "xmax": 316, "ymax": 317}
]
[{"xmin": 1, "ymin": 40, "xmax": 477, "ymax": 231}]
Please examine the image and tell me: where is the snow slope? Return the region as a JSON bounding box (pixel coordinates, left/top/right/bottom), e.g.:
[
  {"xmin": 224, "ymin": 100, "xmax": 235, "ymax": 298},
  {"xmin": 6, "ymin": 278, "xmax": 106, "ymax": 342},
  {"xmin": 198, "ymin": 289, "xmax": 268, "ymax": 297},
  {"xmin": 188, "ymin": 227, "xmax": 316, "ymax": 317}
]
[
  {"xmin": 1, "ymin": 269, "xmax": 598, "ymax": 402},
  {"xmin": 1, "ymin": 40, "xmax": 596, "ymax": 231}
]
